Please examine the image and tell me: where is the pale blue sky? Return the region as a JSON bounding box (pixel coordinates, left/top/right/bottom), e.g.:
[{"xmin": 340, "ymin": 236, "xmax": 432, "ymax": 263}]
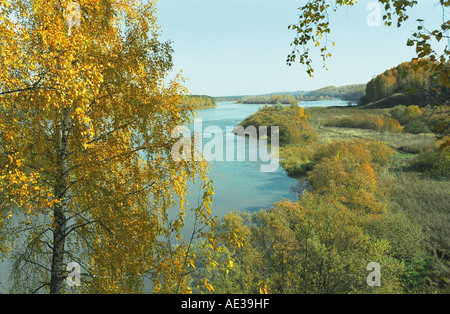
[{"xmin": 157, "ymin": 0, "xmax": 446, "ymax": 96}]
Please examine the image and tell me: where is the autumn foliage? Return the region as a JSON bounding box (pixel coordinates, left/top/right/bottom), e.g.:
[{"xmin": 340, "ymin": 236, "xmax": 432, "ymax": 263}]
[
  {"xmin": 0, "ymin": 0, "xmax": 215, "ymax": 294},
  {"xmin": 323, "ymin": 113, "xmax": 404, "ymax": 133},
  {"xmin": 202, "ymin": 138, "xmax": 409, "ymax": 294},
  {"xmin": 238, "ymin": 103, "xmax": 317, "ymax": 146}
]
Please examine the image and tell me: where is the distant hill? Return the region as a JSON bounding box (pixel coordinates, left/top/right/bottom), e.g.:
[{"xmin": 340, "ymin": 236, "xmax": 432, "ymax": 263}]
[
  {"xmin": 214, "ymin": 95, "xmax": 247, "ymax": 102},
  {"xmin": 301, "ymin": 84, "xmax": 366, "ymax": 101},
  {"xmin": 215, "ymin": 84, "xmax": 364, "ymax": 103},
  {"xmin": 259, "ymin": 90, "xmax": 308, "ymax": 98}
]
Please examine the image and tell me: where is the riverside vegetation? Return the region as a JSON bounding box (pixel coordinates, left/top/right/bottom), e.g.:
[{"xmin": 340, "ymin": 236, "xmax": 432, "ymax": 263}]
[
  {"xmin": 190, "ymin": 59, "xmax": 449, "ymax": 293},
  {"xmin": 191, "ymin": 102, "xmax": 449, "ymax": 294}
]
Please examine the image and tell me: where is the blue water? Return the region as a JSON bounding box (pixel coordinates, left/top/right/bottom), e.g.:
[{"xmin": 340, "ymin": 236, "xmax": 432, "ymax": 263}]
[
  {"xmin": 183, "ymin": 99, "xmax": 349, "ymax": 218},
  {"xmin": 187, "ymin": 101, "xmax": 297, "ymax": 217}
]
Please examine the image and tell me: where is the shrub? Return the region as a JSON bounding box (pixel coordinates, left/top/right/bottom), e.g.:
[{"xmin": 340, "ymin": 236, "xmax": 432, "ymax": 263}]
[
  {"xmin": 389, "ymin": 105, "xmax": 407, "ymax": 123},
  {"xmin": 208, "ymin": 195, "xmax": 405, "ymax": 294},
  {"xmin": 384, "ymin": 119, "xmax": 405, "ymax": 133},
  {"xmin": 323, "ymin": 113, "xmax": 403, "ymax": 133},
  {"xmin": 308, "ymin": 139, "xmax": 394, "ymax": 214},
  {"xmin": 365, "ymin": 139, "xmax": 395, "ymax": 166},
  {"xmin": 409, "ymin": 144, "xmax": 450, "ymax": 178},
  {"xmin": 279, "ymin": 144, "xmax": 315, "ymax": 177},
  {"xmin": 403, "ymin": 105, "xmax": 424, "ymax": 121},
  {"xmin": 238, "ymin": 104, "xmax": 318, "ymax": 146},
  {"xmin": 312, "ymin": 138, "xmax": 393, "ymax": 167},
  {"xmin": 404, "ymin": 120, "xmax": 432, "ymax": 134},
  {"xmin": 389, "ymin": 105, "xmax": 447, "ymax": 135}
]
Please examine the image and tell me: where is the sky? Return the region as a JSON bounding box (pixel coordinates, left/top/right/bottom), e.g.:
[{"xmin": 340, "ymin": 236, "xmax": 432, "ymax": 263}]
[{"xmin": 157, "ymin": 0, "xmax": 446, "ymax": 97}]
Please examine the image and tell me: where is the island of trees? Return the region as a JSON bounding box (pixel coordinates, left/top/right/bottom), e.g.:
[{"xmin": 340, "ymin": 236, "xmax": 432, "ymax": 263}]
[
  {"xmin": 180, "ymin": 95, "xmax": 217, "ymax": 110},
  {"xmin": 239, "ymin": 94, "xmax": 298, "ymax": 105}
]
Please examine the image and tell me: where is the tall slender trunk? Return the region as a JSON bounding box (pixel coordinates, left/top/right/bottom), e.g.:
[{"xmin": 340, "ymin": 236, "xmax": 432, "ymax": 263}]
[
  {"xmin": 49, "ymin": 205, "xmax": 67, "ymax": 294},
  {"xmin": 49, "ymin": 109, "xmax": 71, "ymax": 294}
]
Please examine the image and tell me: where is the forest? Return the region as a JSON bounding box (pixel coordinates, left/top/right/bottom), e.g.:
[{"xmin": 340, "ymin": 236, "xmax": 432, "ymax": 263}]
[{"xmin": 358, "ymin": 59, "xmax": 449, "ymax": 108}]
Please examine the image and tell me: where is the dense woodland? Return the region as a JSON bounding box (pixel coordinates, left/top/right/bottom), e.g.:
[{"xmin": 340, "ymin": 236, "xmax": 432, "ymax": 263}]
[{"xmin": 359, "ymin": 59, "xmax": 449, "ymax": 108}]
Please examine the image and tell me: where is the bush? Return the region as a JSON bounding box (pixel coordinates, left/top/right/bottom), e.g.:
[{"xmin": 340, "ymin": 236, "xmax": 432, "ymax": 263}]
[
  {"xmin": 312, "ymin": 139, "xmax": 372, "ymax": 164},
  {"xmin": 409, "ymin": 144, "xmax": 450, "ymax": 178},
  {"xmin": 237, "ymin": 104, "xmax": 318, "ymax": 146},
  {"xmin": 323, "ymin": 113, "xmax": 403, "ymax": 133},
  {"xmin": 312, "ymin": 138, "xmax": 393, "ymax": 167},
  {"xmin": 207, "ymin": 195, "xmax": 405, "ymax": 294},
  {"xmin": 308, "ymin": 139, "xmax": 394, "ymax": 214},
  {"xmin": 389, "ymin": 105, "xmax": 407, "ymax": 123},
  {"xmin": 389, "ymin": 104, "xmax": 448, "ymax": 135},
  {"xmin": 365, "ymin": 139, "xmax": 395, "ymax": 166},
  {"xmin": 384, "ymin": 119, "xmax": 405, "ymax": 133},
  {"xmin": 404, "ymin": 120, "xmax": 432, "ymax": 134},
  {"xmin": 279, "ymin": 144, "xmax": 315, "ymax": 177}
]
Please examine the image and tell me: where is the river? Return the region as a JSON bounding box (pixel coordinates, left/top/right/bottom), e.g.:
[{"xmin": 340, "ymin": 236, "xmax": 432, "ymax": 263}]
[
  {"xmin": 0, "ymin": 99, "xmax": 348, "ymax": 293},
  {"xmin": 184, "ymin": 99, "xmax": 349, "ymax": 217},
  {"xmin": 188, "ymin": 101, "xmax": 297, "ymax": 216}
]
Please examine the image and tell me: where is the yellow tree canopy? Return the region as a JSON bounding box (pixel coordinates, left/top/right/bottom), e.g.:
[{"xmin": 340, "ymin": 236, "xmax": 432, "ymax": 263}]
[{"xmin": 0, "ymin": 0, "xmax": 215, "ymax": 294}]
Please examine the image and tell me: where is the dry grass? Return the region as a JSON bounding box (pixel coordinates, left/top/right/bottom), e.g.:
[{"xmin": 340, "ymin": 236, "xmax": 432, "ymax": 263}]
[
  {"xmin": 391, "ymin": 172, "xmax": 450, "ymax": 293},
  {"xmin": 316, "ymin": 126, "xmax": 436, "ymax": 153},
  {"xmin": 305, "ymin": 106, "xmax": 436, "ymax": 153}
]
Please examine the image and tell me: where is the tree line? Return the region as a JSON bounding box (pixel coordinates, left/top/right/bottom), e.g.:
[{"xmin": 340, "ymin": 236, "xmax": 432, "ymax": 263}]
[
  {"xmin": 239, "ymin": 95, "xmax": 298, "ymax": 105},
  {"xmin": 180, "ymin": 95, "xmax": 217, "ymax": 110},
  {"xmin": 359, "ymin": 59, "xmax": 449, "ymax": 107}
]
